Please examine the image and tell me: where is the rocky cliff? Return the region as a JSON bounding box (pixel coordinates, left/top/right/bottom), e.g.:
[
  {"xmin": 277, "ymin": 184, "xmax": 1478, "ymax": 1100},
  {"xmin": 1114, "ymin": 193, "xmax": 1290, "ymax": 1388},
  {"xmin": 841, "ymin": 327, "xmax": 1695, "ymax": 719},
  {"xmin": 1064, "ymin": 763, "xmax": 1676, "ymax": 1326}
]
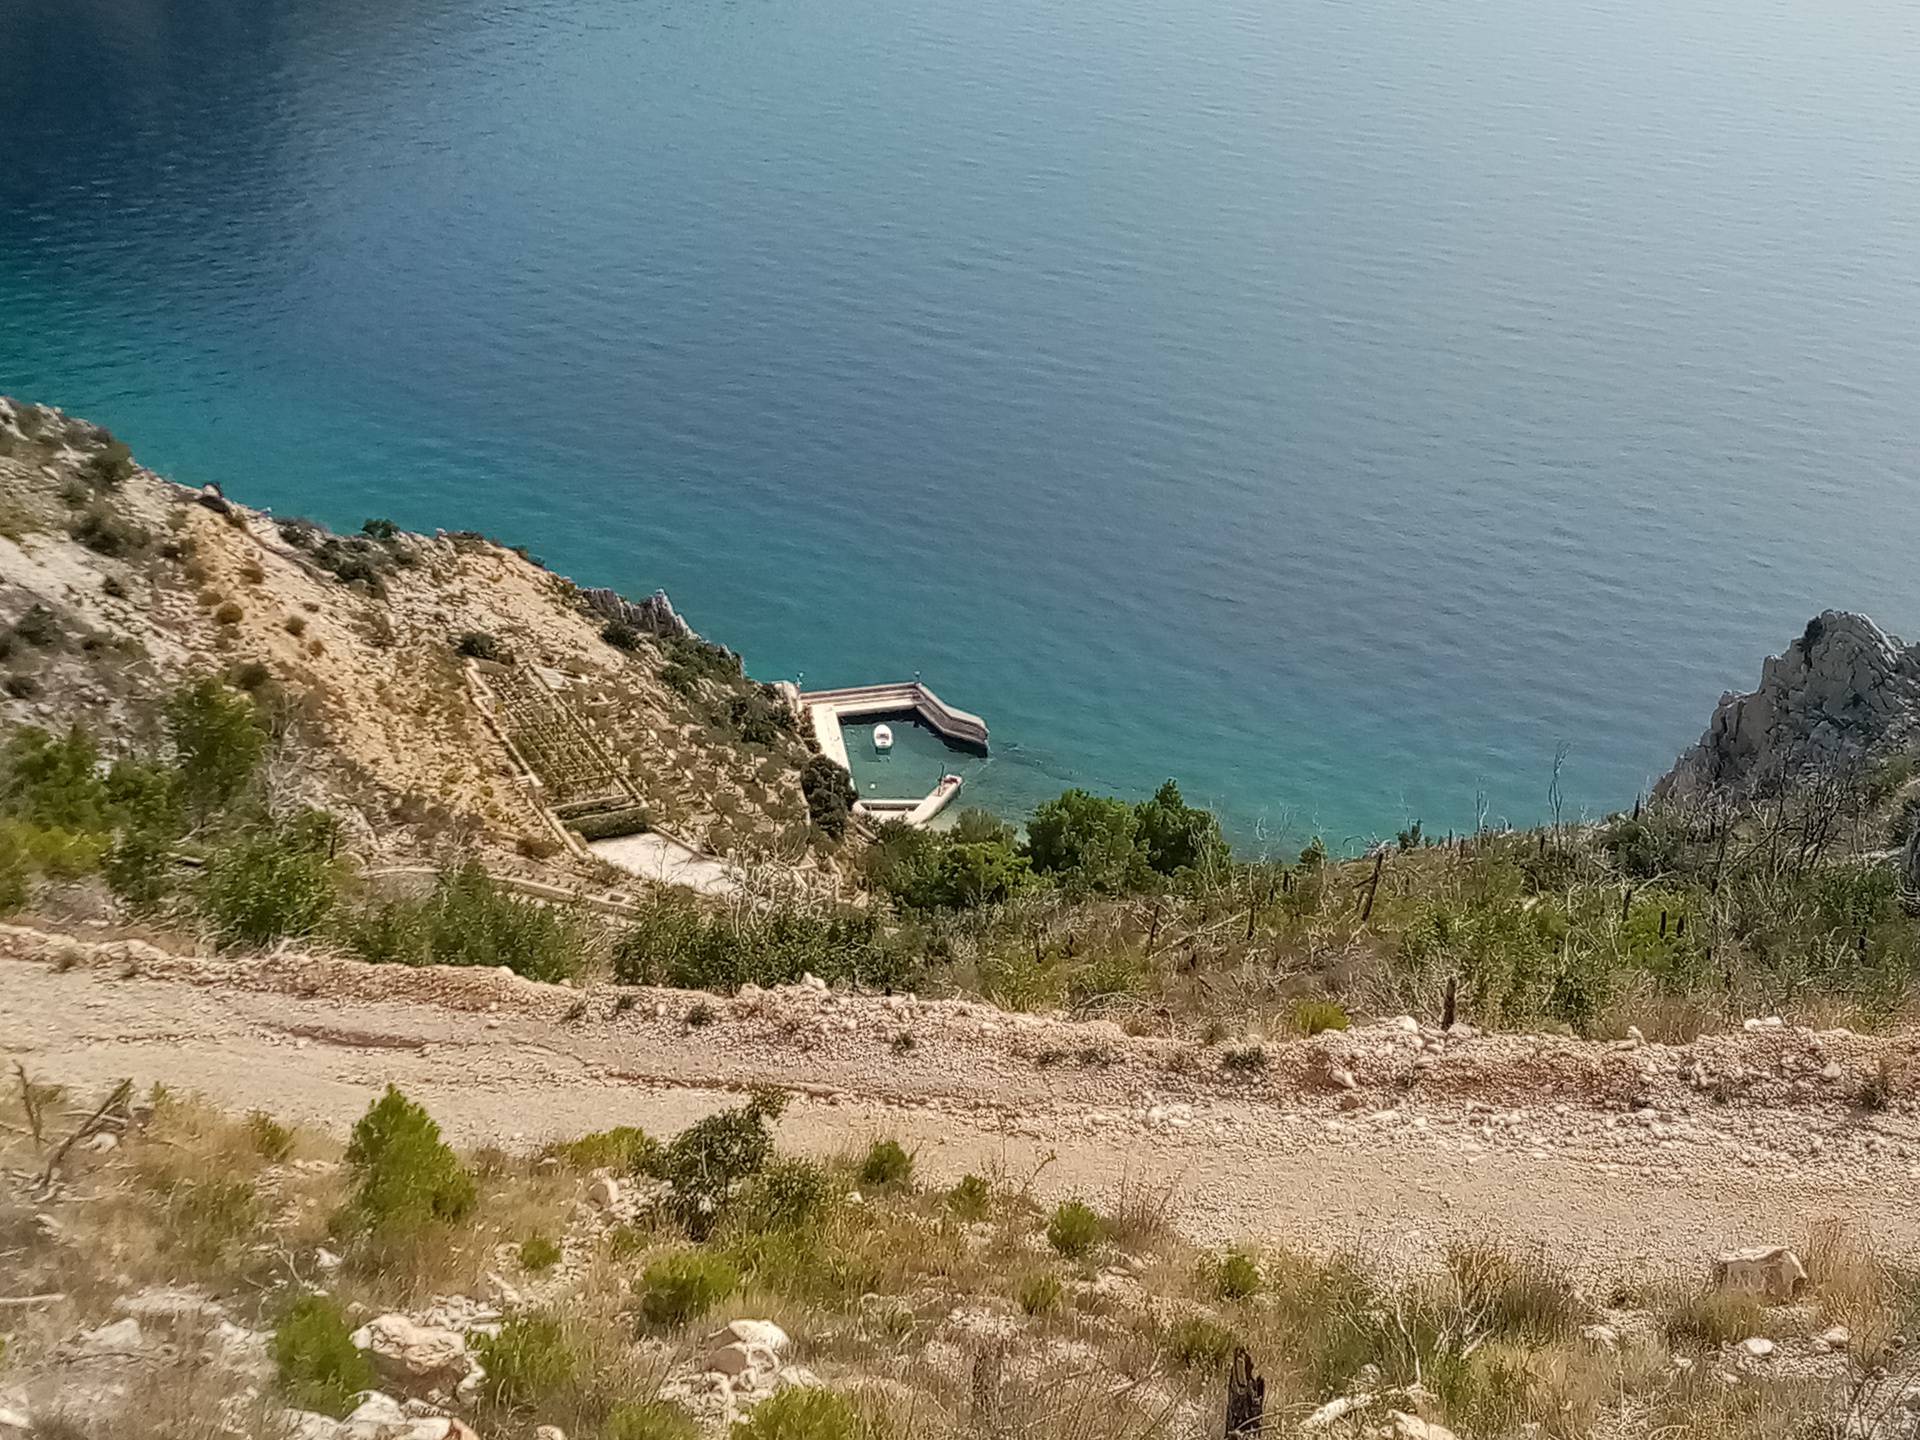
[{"xmin": 1659, "ymin": 611, "xmax": 1920, "ymax": 798}]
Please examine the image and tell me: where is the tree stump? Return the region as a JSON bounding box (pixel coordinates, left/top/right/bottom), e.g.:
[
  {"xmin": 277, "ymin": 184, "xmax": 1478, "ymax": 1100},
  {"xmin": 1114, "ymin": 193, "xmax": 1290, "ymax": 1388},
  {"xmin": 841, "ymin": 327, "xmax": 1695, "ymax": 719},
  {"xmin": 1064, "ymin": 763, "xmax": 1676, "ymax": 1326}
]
[{"xmin": 1224, "ymin": 1347, "xmax": 1264, "ymax": 1437}]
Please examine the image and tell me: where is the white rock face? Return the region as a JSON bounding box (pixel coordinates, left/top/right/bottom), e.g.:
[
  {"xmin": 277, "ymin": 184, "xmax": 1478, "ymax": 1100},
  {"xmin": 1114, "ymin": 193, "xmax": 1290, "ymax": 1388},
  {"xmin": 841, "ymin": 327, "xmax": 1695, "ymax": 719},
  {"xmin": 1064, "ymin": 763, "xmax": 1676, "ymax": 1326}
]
[
  {"xmin": 350, "ymin": 1314, "xmax": 472, "ymax": 1384},
  {"xmin": 711, "ymin": 1319, "xmax": 791, "ymax": 1355},
  {"xmin": 1711, "ymin": 1246, "xmax": 1807, "ymax": 1303},
  {"xmin": 1660, "ymin": 611, "xmax": 1920, "ymax": 798}
]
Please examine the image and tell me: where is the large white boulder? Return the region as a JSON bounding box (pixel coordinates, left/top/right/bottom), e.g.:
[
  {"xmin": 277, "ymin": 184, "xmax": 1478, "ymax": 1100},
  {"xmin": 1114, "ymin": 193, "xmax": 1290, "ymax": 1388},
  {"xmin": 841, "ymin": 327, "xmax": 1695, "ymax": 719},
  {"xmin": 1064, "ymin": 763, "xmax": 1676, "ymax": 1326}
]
[{"xmin": 350, "ymin": 1314, "xmax": 472, "ymax": 1384}]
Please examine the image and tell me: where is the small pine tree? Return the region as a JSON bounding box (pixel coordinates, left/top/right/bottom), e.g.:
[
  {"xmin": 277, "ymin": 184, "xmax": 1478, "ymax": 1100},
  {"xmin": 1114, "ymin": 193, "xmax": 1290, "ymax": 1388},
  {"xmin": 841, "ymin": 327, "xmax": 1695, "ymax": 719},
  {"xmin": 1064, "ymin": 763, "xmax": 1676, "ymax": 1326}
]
[{"xmin": 337, "ymin": 1086, "xmax": 476, "ymax": 1240}]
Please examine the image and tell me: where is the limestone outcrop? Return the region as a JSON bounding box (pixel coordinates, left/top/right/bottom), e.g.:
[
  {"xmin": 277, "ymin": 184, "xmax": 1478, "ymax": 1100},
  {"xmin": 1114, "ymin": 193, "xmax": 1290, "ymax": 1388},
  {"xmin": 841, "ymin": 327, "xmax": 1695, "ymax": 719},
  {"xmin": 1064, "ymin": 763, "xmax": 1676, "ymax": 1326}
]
[
  {"xmin": 1658, "ymin": 611, "xmax": 1920, "ymax": 798},
  {"xmin": 579, "ymin": 585, "xmax": 692, "ymax": 640}
]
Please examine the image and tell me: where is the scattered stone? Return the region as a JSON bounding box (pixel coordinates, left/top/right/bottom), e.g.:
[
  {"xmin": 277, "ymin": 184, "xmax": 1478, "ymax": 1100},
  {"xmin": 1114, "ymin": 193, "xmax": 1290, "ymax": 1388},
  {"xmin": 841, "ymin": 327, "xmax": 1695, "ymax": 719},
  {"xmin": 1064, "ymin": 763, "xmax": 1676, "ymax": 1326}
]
[
  {"xmin": 713, "ymin": 1319, "xmax": 791, "ymax": 1355},
  {"xmin": 1820, "ymin": 1324, "xmax": 1851, "ymax": 1349},
  {"xmin": 1384, "ymin": 1413, "xmax": 1458, "ymax": 1440},
  {"xmin": 587, "ymin": 1175, "xmax": 621, "ymax": 1208},
  {"xmin": 534, "ymin": 1428, "xmax": 566, "ymax": 1440},
  {"xmin": 1740, "ymin": 1337, "xmax": 1776, "ymax": 1359},
  {"xmin": 1330, "ymin": 1067, "xmax": 1359, "ymax": 1091},
  {"xmin": 1712, "ymin": 1246, "xmax": 1807, "ymax": 1302},
  {"xmin": 1578, "ymin": 1323, "xmax": 1621, "ymax": 1353}
]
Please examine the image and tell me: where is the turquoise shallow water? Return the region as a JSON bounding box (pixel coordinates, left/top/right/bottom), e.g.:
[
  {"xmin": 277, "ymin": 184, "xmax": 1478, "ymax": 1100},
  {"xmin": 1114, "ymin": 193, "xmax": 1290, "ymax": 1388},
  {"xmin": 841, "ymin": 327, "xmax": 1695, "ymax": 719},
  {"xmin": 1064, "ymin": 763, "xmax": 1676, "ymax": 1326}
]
[{"xmin": 4, "ymin": 0, "xmax": 1919, "ymax": 849}]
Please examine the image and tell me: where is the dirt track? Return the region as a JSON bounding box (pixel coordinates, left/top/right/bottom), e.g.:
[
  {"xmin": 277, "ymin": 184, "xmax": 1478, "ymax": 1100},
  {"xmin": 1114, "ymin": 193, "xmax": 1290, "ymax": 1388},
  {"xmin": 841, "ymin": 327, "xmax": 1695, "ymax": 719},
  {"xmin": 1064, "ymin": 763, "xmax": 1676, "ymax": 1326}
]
[{"xmin": 4, "ymin": 923, "xmax": 1918, "ymax": 1277}]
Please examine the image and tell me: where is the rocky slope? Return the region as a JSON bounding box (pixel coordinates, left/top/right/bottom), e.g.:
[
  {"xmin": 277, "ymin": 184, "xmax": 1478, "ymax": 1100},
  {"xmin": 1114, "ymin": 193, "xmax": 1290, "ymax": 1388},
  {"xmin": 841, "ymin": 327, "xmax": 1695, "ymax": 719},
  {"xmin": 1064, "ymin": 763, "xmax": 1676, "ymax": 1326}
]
[
  {"xmin": 0, "ymin": 396, "xmax": 821, "ymax": 879},
  {"xmin": 1659, "ymin": 610, "xmax": 1920, "ymax": 798}
]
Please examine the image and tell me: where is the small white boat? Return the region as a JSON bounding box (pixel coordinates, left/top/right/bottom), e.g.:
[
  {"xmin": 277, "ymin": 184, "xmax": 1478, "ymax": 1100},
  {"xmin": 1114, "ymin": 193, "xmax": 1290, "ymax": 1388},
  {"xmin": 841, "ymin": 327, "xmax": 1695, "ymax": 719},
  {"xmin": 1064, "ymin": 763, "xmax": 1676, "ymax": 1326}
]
[{"xmin": 872, "ymin": 724, "xmax": 894, "ymax": 753}]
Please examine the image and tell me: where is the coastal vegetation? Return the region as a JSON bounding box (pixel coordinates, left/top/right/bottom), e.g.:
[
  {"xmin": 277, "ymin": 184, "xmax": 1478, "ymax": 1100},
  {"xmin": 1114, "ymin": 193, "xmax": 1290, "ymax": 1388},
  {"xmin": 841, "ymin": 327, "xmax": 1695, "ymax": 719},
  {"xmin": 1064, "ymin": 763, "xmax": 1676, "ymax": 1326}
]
[{"xmin": 1, "ymin": 1079, "xmax": 1910, "ymax": 1440}]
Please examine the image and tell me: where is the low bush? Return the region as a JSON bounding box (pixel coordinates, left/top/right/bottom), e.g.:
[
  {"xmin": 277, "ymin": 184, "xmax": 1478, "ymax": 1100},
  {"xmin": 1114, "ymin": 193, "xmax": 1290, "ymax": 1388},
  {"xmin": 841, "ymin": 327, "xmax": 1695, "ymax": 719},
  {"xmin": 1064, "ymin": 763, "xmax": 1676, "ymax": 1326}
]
[
  {"xmin": 639, "ymin": 1250, "xmax": 740, "ymax": 1327},
  {"xmin": 1016, "ymin": 1269, "xmax": 1063, "ymax": 1316},
  {"xmin": 336, "ymin": 1086, "xmax": 476, "ymax": 1241},
  {"xmin": 1046, "ymin": 1199, "xmax": 1104, "ymax": 1259},
  {"xmin": 1444, "ymin": 1239, "xmax": 1584, "ymax": 1340},
  {"xmin": 246, "ymin": 1111, "xmax": 296, "ymax": 1161},
  {"xmin": 1166, "ymin": 1314, "xmax": 1238, "ymax": 1370},
  {"xmin": 1660, "ymin": 1287, "xmax": 1769, "ymax": 1349},
  {"xmin": 1220, "ymin": 1044, "xmax": 1270, "ymax": 1074},
  {"xmin": 339, "ymin": 862, "xmax": 592, "ymax": 982},
  {"xmin": 455, "ymin": 630, "xmax": 508, "ymax": 661},
  {"xmin": 612, "ymin": 893, "xmax": 908, "ymax": 993},
  {"xmin": 730, "ymin": 1158, "xmax": 838, "ymax": 1234},
  {"xmin": 858, "ymin": 1138, "xmax": 913, "ymax": 1189},
  {"xmin": 1213, "ymin": 1246, "xmax": 1262, "ymax": 1301},
  {"xmin": 602, "ymin": 620, "xmax": 642, "ymax": 651},
  {"xmin": 272, "ymin": 1294, "xmax": 373, "ymax": 1419},
  {"xmin": 213, "ymin": 601, "xmax": 245, "ymax": 625},
  {"xmin": 946, "ymin": 1173, "xmax": 991, "ymax": 1220},
  {"xmin": 71, "ymin": 502, "xmax": 146, "ymax": 557},
  {"xmin": 474, "ymin": 1312, "xmax": 577, "ymax": 1409},
  {"xmin": 203, "ymin": 825, "xmax": 338, "ymax": 947},
  {"xmin": 519, "ymin": 1234, "xmax": 563, "ymax": 1271},
  {"xmin": 82, "ymin": 438, "xmax": 134, "ymax": 488},
  {"xmin": 655, "ymin": 1090, "xmax": 785, "ymax": 1236},
  {"xmin": 730, "ymin": 1387, "xmax": 863, "ymax": 1440},
  {"xmin": 569, "ymin": 806, "xmax": 651, "ymax": 841},
  {"xmin": 800, "ymin": 756, "xmax": 856, "ymax": 840}
]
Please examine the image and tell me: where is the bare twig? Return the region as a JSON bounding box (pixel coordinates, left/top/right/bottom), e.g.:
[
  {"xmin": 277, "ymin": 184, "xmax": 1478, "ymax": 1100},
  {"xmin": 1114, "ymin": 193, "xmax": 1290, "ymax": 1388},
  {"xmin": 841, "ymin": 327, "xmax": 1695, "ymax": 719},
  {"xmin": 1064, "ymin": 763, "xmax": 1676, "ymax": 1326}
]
[{"xmin": 36, "ymin": 1078, "xmax": 133, "ymax": 1195}]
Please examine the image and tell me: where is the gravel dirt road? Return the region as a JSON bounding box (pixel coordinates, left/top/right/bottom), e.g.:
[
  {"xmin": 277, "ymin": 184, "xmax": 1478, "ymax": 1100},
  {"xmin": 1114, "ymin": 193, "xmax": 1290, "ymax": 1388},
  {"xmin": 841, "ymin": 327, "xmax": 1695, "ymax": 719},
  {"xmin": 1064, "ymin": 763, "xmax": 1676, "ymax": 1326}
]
[{"xmin": 5, "ymin": 923, "xmax": 1916, "ymax": 1278}]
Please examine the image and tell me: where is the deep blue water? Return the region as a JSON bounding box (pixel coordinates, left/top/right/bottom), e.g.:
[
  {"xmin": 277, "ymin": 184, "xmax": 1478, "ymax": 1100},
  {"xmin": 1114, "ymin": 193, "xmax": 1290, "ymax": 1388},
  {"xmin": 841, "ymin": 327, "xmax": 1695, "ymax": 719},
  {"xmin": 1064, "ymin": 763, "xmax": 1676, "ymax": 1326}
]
[{"xmin": 4, "ymin": 0, "xmax": 1919, "ymax": 850}]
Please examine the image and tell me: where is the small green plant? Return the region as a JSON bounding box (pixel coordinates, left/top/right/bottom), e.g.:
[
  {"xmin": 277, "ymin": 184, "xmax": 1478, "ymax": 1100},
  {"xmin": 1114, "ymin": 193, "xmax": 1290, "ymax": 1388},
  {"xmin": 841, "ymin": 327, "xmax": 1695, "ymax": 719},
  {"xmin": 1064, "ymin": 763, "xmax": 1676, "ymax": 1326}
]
[
  {"xmin": 656, "ymin": 1089, "xmax": 786, "ymax": 1236},
  {"xmin": 639, "ymin": 1250, "xmax": 741, "ymax": 1327},
  {"xmin": 519, "ymin": 1234, "xmax": 563, "ymax": 1271},
  {"xmin": 1166, "ymin": 1314, "xmax": 1238, "ymax": 1370},
  {"xmin": 858, "ymin": 1138, "xmax": 913, "ymax": 1189},
  {"xmin": 603, "ymin": 1400, "xmax": 702, "ymax": 1440},
  {"xmin": 1016, "ymin": 1269, "xmax": 1063, "ymax": 1316},
  {"xmin": 686, "ymin": 1001, "xmax": 717, "ymax": 1028},
  {"xmin": 1046, "ymin": 1199, "xmax": 1104, "ymax": 1259},
  {"xmin": 336, "ymin": 1085, "xmax": 476, "ymax": 1241},
  {"xmin": 730, "ymin": 1387, "xmax": 863, "ymax": 1440},
  {"xmin": 1213, "ymin": 1246, "xmax": 1262, "ymax": 1301},
  {"xmin": 1444, "ymin": 1239, "xmax": 1584, "ymax": 1340},
  {"xmin": 272, "ymin": 1294, "xmax": 373, "ymax": 1418},
  {"xmin": 947, "ymin": 1173, "xmax": 991, "ymax": 1221},
  {"xmin": 1293, "ymin": 999, "xmax": 1350, "ymax": 1035},
  {"xmin": 1220, "ymin": 1044, "xmax": 1270, "ymax": 1074},
  {"xmin": 213, "ymin": 601, "xmax": 245, "ymax": 625},
  {"xmin": 731, "ymin": 1158, "xmax": 837, "ymax": 1234},
  {"xmin": 246, "ymin": 1110, "xmax": 296, "ymax": 1161},
  {"xmin": 602, "ymin": 619, "xmax": 642, "ymax": 651},
  {"xmin": 474, "ymin": 1312, "xmax": 577, "ymax": 1409},
  {"xmin": 1660, "ymin": 1287, "xmax": 1769, "ymax": 1349}
]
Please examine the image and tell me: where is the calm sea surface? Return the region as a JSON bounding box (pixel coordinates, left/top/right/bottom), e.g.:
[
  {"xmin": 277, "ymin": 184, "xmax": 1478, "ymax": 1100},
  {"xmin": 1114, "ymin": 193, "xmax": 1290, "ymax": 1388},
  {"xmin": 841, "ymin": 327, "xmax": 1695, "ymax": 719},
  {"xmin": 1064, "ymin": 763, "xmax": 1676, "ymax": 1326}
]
[{"xmin": 4, "ymin": 0, "xmax": 1919, "ymax": 848}]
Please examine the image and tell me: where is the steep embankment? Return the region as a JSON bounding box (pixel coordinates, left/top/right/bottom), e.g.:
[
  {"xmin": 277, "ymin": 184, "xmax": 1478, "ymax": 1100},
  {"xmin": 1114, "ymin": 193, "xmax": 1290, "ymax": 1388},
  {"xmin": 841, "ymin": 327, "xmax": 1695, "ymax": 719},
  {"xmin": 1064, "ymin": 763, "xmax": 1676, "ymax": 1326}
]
[
  {"xmin": 5, "ymin": 922, "xmax": 1917, "ymax": 1275},
  {"xmin": 1661, "ymin": 610, "xmax": 1920, "ymax": 798},
  {"xmin": 0, "ymin": 396, "xmax": 818, "ymax": 873}
]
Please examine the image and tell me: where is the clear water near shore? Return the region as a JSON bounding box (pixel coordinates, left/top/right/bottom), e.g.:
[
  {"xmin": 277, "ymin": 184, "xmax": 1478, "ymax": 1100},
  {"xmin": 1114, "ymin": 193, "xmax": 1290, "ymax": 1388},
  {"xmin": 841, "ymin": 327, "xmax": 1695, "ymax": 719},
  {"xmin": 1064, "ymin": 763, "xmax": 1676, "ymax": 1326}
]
[{"xmin": 4, "ymin": 0, "xmax": 1920, "ymax": 849}]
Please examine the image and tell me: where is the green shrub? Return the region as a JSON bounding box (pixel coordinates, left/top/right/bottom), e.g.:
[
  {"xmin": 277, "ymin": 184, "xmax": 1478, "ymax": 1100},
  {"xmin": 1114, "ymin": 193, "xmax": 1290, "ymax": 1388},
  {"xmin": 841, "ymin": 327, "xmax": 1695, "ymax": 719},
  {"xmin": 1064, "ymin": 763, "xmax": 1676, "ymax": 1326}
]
[
  {"xmin": 1015, "ymin": 1269, "xmax": 1063, "ymax": 1316},
  {"xmin": 730, "ymin": 1387, "xmax": 863, "ymax": 1440},
  {"xmin": 204, "ymin": 825, "xmax": 338, "ymax": 947},
  {"xmin": 656, "ymin": 1090, "xmax": 786, "ymax": 1236},
  {"xmin": 544, "ymin": 1126, "xmax": 659, "ymax": 1174},
  {"xmin": 602, "ymin": 620, "xmax": 642, "ymax": 651},
  {"xmin": 167, "ymin": 679, "xmax": 265, "ymax": 816},
  {"xmin": 519, "ymin": 1234, "xmax": 563, "ymax": 1271},
  {"xmin": 1660, "ymin": 1287, "xmax": 1768, "ymax": 1349},
  {"xmin": 340, "ymin": 862, "xmax": 591, "ymax": 982},
  {"xmin": 360, "ymin": 518, "xmax": 400, "ymax": 541},
  {"xmin": 1026, "ymin": 789, "xmax": 1143, "ymax": 893},
  {"xmin": 213, "ymin": 601, "xmax": 245, "ymax": 625},
  {"xmin": 82, "ymin": 438, "xmax": 134, "ymax": 488},
  {"xmin": 336, "ymin": 1086, "xmax": 476, "ymax": 1241},
  {"xmin": 639, "ymin": 1250, "xmax": 740, "ymax": 1326},
  {"xmin": 456, "ymin": 630, "xmax": 508, "ymax": 661},
  {"xmin": 12, "ymin": 604, "xmax": 60, "ymax": 648},
  {"xmin": 165, "ymin": 1175, "xmax": 260, "ymax": 1265},
  {"xmin": 858, "ymin": 1138, "xmax": 913, "ymax": 1189},
  {"xmin": 1293, "ymin": 1000, "xmax": 1350, "ymax": 1035},
  {"xmin": 800, "ymin": 756, "xmax": 856, "ymax": 839},
  {"xmin": 1213, "ymin": 1246, "xmax": 1262, "ymax": 1301},
  {"xmin": 569, "ymin": 805, "xmax": 651, "ymax": 841},
  {"xmin": 1166, "ymin": 1314, "xmax": 1238, "ymax": 1370},
  {"xmin": 946, "ymin": 1173, "xmax": 991, "ymax": 1220},
  {"xmin": 272, "ymin": 1294, "xmax": 373, "ymax": 1418},
  {"xmin": 1046, "ymin": 1199, "xmax": 1104, "ymax": 1259},
  {"xmin": 474, "ymin": 1312, "xmax": 577, "ymax": 1409},
  {"xmin": 71, "ymin": 502, "xmax": 147, "ymax": 557},
  {"xmin": 247, "ymin": 1111, "xmax": 296, "ymax": 1161},
  {"xmin": 602, "ymin": 1400, "xmax": 702, "ymax": 1440},
  {"xmin": 731, "ymin": 1158, "xmax": 838, "ymax": 1234},
  {"xmin": 1134, "ymin": 780, "xmax": 1229, "ymax": 877},
  {"xmin": 612, "ymin": 893, "xmax": 908, "ymax": 993}
]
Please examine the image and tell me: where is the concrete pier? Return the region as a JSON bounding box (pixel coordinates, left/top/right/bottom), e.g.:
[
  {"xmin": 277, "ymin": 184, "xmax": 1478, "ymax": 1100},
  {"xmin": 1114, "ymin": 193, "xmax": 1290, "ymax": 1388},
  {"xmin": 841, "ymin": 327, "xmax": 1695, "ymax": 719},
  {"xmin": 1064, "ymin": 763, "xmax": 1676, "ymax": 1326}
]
[{"xmin": 798, "ymin": 682, "xmax": 986, "ymax": 829}]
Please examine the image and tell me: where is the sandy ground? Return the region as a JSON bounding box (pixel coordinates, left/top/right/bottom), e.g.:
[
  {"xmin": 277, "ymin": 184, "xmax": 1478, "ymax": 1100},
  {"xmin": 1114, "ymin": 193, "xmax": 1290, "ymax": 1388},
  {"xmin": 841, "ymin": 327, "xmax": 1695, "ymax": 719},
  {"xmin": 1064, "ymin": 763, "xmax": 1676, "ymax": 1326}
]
[{"xmin": 5, "ymin": 922, "xmax": 1919, "ymax": 1280}]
